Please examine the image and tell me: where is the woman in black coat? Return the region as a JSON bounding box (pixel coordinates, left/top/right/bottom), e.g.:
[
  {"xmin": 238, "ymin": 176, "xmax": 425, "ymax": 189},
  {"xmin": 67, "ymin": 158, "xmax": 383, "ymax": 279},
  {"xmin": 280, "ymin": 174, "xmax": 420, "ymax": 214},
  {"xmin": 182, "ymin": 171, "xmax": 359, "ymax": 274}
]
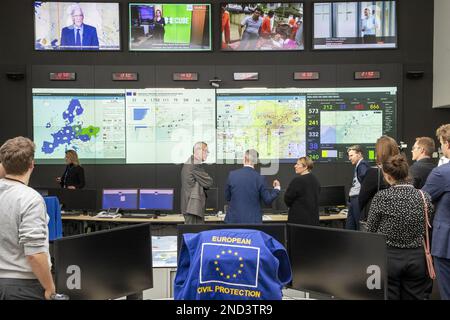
[
  {"xmin": 56, "ymin": 150, "xmax": 85, "ymax": 189},
  {"xmin": 359, "ymin": 135, "xmax": 399, "ymax": 222},
  {"xmin": 284, "ymin": 156, "xmax": 321, "ymax": 226}
]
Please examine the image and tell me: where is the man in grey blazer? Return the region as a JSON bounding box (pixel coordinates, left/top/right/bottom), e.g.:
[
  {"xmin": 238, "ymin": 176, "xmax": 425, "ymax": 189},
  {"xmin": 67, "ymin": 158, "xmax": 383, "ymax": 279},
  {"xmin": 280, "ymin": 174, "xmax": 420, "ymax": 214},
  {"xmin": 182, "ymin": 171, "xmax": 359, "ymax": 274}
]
[{"xmin": 181, "ymin": 142, "xmax": 213, "ymax": 224}]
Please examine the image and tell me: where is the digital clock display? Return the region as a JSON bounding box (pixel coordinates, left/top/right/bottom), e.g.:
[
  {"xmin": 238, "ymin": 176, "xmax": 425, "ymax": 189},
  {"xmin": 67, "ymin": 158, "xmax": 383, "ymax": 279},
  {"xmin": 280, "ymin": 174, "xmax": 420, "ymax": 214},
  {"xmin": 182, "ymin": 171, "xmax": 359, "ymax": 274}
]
[
  {"xmin": 49, "ymin": 72, "xmax": 76, "ymax": 81},
  {"xmin": 294, "ymin": 72, "xmax": 320, "ymax": 80},
  {"xmin": 112, "ymin": 72, "xmax": 138, "ymax": 81},
  {"xmin": 354, "ymin": 71, "xmax": 381, "ymax": 80},
  {"xmin": 173, "ymin": 72, "xmax": 198, "ymax": 81},
  {"xmin": 233, "ymin": 72, "xmax": 259, "ymax": 81}
]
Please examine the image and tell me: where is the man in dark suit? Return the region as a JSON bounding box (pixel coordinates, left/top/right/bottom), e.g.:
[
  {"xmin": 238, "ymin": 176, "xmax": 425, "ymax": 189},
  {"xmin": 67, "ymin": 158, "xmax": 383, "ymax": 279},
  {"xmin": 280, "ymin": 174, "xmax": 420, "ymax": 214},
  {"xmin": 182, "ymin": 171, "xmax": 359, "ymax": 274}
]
[
  {"xmin": 410, "ymin": 137, "xmax": 436, "ymax": 188},
  {"xmin": 180, "ymin": 142, "xmax": 213, "ymax": 224},
  {"xmin": 224, "ymin": 149, "xmax": 280, "ymax": 224},
  {"xmin": 60, "ymin": 5, "xmax": 99, "ymax": 50},
  {"xmin": 346, "ymin": 145, "xmax": 370, "ymax": 230},
  {"xmin": 423, "ymin": 124, "xmax": 450, "ymax": 300}
]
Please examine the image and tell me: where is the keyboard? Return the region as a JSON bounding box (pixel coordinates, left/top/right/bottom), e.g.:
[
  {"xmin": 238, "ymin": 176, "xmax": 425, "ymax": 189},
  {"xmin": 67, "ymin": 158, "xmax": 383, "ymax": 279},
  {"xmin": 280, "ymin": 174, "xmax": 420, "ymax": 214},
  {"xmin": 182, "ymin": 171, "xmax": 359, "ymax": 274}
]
[{"xmin": 121, "ymin": 213, "xmax": 155, "ymax": 219}]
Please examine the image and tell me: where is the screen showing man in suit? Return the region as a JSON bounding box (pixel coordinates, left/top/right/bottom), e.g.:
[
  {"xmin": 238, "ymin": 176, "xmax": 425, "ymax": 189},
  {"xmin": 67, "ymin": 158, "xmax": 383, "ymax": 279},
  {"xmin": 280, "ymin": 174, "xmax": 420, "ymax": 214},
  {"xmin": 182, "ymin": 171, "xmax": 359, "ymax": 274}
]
[
  {"xmin": 34, "ymin": 2, "xmax": 120, "ymax": 51},
  {"xmin": 60, "ymin": 4, "xmax": 99, "ymax": 50}
]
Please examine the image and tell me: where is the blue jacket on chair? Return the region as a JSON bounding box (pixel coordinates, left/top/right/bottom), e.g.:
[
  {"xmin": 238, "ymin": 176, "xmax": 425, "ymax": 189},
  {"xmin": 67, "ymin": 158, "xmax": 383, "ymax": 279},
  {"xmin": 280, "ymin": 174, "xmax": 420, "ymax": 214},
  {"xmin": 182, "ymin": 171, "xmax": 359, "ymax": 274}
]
[
  {"xmin": 174, "ymin": 229, "xmax": 292, "ymax": 300},
  {"xmin": 224, "ymin": 167, "xmax": 279, "ymax": 223}
]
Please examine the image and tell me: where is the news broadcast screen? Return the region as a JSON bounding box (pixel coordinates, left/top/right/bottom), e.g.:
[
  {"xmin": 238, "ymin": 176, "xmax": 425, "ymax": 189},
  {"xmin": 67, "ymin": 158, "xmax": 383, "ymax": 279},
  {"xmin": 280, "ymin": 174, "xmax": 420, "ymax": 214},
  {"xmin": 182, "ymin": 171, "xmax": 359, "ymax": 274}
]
[
  {"xmin": 221, "ymin": 3, "xmax": 304, "ymax": 51},
  {"xmin": 34, "ymin": 1, "xmax": 121, "ymax": 51},
  {"xmin": 129, "ymin": 3, "xmax": 211, "ymax": 51},
  {"xmin": 313, "ymin": 1, "xmax": 397, "ymax": 50}
]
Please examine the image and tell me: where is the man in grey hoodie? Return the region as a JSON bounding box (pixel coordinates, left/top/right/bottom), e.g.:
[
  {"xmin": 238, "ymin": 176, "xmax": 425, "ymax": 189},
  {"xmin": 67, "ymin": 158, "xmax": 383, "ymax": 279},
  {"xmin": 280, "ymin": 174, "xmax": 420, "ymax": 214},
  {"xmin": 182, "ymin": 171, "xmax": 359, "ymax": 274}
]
[{"xmin": 0, "ymin": 137, "xmax": 56, "ymax": 300}]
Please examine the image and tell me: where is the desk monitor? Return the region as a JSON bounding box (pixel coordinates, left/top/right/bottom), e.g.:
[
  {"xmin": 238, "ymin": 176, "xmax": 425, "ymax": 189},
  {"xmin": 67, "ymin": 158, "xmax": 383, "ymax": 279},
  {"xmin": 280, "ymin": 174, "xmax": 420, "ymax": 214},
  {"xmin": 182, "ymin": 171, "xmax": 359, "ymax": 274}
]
[
  {"xmin": 319, "ymin": 185, "xmax": 346, "ymax": 208},
  {"xmin": 272, "ymin": 189, "xmax": 288, "ymax": 213},
  {"xmin": 287, "ymin": 224, "xmax": 387, "ymax": 300},
  {"xmin": 205, "ymin": 187, "xmax": 218, "ymax": 213},
  {"xmin": 139, "ymin": 188, "xmax": 174, "ymax": 211},
  {"xmin": 53, "ymin": 223, "xmax": 153, "ymax": 300},
  {"xmin": 177, "ymin": 224, "xmax": 286, "ymax": 254},
  {"xmin": 47, "ymin": 188, "xmax": 97, "ymax": 212},
  {"xmin": 102, "ymin": 189, "xmax": 138, "ymax": 210}
]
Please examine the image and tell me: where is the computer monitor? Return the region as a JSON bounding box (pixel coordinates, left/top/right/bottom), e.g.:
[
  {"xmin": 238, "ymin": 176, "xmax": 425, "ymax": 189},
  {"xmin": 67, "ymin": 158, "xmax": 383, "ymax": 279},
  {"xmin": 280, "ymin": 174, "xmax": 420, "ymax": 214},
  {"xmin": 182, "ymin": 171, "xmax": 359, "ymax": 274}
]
[
  {"xmin": 177, "ymin": 224, "xmax": 287, "ymax": 254},
  {"xmin": 47, "ymin": 188, "xmax": 97, "ymax": 212},
  {"xmin": 272, "ymin": 189, "xmax": 288, "ymax": 213},
  {"xmin": 139, "ymin": 188, "xmax": 174, "ymax": 211},
  {"xmin": 319, "ymin": 185, "xmax": 346, "ymax": 208},
  {"xmin": 205, "ymin": 188, "xmax": 218, "ymax": 213},
  {"xmin": 287, "ymin": 224, "xmax": 387, "ymax": 299},
  {"xmin": 53, "ymin": 223, "xmax": 153, "ymax": 300},
  {"xmin": 102, "ymin": 189, "xmax": 138, "ymax": 210}
]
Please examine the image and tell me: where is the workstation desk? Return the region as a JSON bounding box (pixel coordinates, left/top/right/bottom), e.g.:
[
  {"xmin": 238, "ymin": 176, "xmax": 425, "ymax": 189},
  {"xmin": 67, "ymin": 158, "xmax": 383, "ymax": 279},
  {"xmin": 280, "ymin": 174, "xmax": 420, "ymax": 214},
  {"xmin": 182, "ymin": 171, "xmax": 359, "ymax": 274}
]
[{"xmin": 62, "ymin": 213, "xmax": 347, "ymax": 236}]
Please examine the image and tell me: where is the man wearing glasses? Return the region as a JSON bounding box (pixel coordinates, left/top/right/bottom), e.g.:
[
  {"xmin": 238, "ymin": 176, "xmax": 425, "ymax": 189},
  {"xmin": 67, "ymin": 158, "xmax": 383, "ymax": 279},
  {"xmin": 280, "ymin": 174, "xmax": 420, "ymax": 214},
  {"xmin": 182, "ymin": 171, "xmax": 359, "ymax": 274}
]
[
  {"xmin": 409, "ymin": 137, "xmax": 436, "ymax": 188},
  {"xmin": 181, "ymin": 142, "xmax": 214, "ymax": 224}
]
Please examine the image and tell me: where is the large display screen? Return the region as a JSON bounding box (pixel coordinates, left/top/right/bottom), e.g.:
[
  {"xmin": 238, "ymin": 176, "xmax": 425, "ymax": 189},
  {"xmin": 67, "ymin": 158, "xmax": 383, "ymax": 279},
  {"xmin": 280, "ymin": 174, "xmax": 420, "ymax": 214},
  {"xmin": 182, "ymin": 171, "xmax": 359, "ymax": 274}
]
[
  {"xmin": 221, "ymin": 2, "xmax": 304, "ymax": 51},
  {"xmin": 313, "ymin": 1, "xmax": 397, "ymax": 50},
  {"xmin": 33, "ymin": 87, "xmax": 396, "ymax": 164},
  {"xmin": 216, "ymin": 87, "xmax": 397, "ymax": 162},
  {"xmin": 125, "ymin": 88, "xmax": 216, "ymax": 163},
  {"xmin": 33, "ymin": 88, "xmax": 126, "ymax": 163},
  {"xmin": 129, "ymin": 3, "xmax": 211, "ymax": 51},
  {"xmin": 32, "ymin": 88, "xmax": 215, "ymax": 164},
  {"xmin": 34, "ymin": 1, "xmax": 121, "ymax": 51}
]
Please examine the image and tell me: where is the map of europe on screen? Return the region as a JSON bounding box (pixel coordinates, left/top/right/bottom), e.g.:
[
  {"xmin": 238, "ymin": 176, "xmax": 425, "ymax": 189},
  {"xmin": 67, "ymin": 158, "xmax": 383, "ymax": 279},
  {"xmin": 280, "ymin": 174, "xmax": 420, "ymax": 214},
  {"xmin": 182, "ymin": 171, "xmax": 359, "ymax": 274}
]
[{"xmin": 33, "ymin": 89, "xmax": 126, "ymax": 160}]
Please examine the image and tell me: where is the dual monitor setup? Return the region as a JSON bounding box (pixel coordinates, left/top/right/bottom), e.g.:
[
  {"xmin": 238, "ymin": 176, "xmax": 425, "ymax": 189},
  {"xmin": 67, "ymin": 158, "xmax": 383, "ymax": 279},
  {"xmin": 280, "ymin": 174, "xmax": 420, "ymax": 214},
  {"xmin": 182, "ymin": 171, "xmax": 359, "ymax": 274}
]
[
  {"xmin": 34, "ymin": 1, "xmax": 398, "ymax": 52},
  {"xmin": 42, "ymin": 188, "xmax": 175, "ymax": 216},
  {"xmin": 102, "ymin": 188, "xmax": 173, "ymax": 216},
  {"xmin": 266, "ymin": 185, "xmax": 347, "ymax": 215}
]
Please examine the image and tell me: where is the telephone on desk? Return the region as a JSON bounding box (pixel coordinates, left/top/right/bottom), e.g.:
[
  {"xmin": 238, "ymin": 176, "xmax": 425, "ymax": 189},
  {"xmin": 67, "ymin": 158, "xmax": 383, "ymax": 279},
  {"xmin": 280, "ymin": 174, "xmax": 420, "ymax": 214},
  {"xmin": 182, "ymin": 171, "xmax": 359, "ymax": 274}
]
[
  {"xmin": 319, "ymin": 206, "xmax": 342, "ymax": 216},
  {"xmin": 96, "ymin": 208, "xmax": 121, "ymax": 218}
]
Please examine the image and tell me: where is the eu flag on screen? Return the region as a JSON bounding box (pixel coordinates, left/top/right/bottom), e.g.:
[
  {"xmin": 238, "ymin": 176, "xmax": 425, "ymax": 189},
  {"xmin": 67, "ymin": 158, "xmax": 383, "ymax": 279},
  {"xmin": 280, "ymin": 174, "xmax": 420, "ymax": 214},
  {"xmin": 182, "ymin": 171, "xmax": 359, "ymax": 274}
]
[{"xmin": 200, "ymin": 243, "xmax": 260, "ymax": 287}]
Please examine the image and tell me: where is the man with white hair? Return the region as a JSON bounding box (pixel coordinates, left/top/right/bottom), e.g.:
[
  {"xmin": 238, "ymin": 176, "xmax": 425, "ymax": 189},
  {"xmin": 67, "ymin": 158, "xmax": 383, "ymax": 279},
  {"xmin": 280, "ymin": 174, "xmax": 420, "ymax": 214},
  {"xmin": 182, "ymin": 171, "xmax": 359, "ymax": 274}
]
[
  {"xmin": 224, "ymin": 149, "xmax": 281, "ymax": 223},
  {"xmin": 60, "ymin": 4, "xmax": 99, "ymax": 50},
  {"xmin": 180, "ymin": 142, "xmax": 214, "ymax": 224}
]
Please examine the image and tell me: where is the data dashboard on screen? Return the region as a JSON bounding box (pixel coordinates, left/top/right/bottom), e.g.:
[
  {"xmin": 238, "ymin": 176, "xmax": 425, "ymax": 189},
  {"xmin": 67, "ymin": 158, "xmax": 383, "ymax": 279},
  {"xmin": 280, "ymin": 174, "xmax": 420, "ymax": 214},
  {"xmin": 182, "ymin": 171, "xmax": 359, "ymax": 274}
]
[
  {"xmin": 32, "ymin": 88, "xmax": 215, "ymax": 164},
  {"xmin": 313, "ymin": 1, "xmax": 397, "ymax": 50},
  {"xmin": 216, "ymin": 87, "xmax": 397, "ymax": 163},
  {"xmin": 33, "ymin": 87, "xmax": 396, "ymax": 164},
  {"xmin": 125, "ymin": 89, "xmax": 215, "ymax": 164},
  {"xmin": 129, "ymin": 3, "xmax": 212, "ymax": 51},
  {"xmin": 34, "ymin": 1, "xmax": 121, "ymax": 51}
]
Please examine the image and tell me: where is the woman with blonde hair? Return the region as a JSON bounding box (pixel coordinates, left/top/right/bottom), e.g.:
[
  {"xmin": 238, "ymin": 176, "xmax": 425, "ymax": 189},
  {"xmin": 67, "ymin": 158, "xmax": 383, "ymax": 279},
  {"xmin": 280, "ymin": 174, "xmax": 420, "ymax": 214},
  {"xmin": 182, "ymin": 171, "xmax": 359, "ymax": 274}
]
[
  {"xmin": 56, "ymin": 150, "xmax": 85, "ymax": 189},
  {"xmin": 284, "ymin": 156, "xmax": 321, "ymax": 226}
]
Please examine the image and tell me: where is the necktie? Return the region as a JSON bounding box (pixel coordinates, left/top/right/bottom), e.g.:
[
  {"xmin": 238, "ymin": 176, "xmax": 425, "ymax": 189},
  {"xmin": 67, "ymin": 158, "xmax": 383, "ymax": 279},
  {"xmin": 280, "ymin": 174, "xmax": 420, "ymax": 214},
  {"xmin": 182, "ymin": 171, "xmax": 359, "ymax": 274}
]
[{"xmin": 75, "ymin": 29, "xmax": 81, "ymax": 47}]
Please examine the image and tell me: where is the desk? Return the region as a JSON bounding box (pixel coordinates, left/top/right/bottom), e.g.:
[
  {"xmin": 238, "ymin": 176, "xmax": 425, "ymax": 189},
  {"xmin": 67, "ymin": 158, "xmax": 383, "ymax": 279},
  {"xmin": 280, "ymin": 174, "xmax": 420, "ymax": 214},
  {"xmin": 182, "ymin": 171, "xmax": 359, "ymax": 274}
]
[{"xmin": 62, "ymin": 213, "xmax": 347, "ymax": 236}]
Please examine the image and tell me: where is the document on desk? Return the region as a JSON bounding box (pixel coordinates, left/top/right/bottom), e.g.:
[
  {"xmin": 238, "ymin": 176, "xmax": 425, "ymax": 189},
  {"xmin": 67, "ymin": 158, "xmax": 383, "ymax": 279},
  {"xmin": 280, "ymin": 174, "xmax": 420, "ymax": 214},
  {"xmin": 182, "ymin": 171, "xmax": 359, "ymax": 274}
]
[
  {"xmin": 262, "ymin": 215, "xmax": 272, "ymax": 221},
  {"xmin": 96, "ymin": 213, "xmax": 121, "ymax": 218}
]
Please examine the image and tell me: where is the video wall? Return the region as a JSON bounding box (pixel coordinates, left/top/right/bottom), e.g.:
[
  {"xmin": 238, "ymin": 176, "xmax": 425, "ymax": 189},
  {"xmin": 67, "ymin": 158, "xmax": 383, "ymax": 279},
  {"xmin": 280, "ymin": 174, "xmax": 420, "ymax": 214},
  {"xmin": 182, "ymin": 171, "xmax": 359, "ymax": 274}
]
[
  {"xmin": 33, "ymin": 1, "xmax": 397, "ymax": 51},
  {"xmin": 33, "ymin": 87, "xmax": 397, "ymax": 164}
]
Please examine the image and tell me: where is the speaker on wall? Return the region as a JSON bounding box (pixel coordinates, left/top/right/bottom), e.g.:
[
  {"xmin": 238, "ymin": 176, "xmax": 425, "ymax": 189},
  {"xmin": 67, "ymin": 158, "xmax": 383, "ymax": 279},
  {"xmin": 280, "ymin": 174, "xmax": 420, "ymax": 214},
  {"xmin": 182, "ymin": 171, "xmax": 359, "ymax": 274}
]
[
  {"xmin": 406, "ymin": 71, "xmax": 424, "ymax": 79},
  {"xmin": 6, "ymin": 72, "xmax": 25, "ymax": 81}
]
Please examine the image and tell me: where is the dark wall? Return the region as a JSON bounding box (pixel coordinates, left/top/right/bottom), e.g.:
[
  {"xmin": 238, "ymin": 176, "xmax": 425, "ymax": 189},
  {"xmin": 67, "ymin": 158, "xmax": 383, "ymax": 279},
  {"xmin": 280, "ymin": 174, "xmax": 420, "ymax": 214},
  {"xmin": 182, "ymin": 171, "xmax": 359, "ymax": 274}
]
[{"xmin": 1, "ymin": 0, "xmax": 448, "ymax": 212}]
